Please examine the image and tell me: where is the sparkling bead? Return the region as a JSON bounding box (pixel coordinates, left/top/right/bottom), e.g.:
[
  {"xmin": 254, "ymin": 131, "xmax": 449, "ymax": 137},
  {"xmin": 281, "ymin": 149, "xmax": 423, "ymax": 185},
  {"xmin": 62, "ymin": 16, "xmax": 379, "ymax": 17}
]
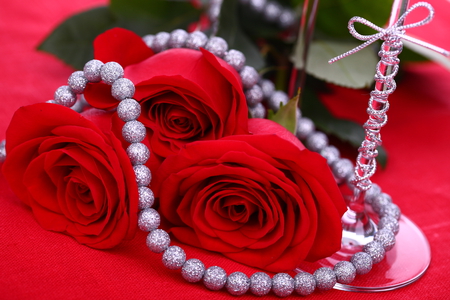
[
  {"xmin": 313, "ymin": 267, "xmax": 336, "ymax": 291},
  {"xmin": 203, "ymin": 266, "xmax": 227, "ymax": 291},
  {"xmin": 138, "ymin": 208, "xmax": 160, "ymax": 232},
  {"xmin": 259, "ymin": 79, "xmax": 275, "ymax": 99},
  {"xmin": 182, "ymin": 259, "xmax": 205, "ymax": 283},
  {"xmin": 351, "ymin": 252, "xmax": 373, "ymax": 275},
  {"xmin": 122, "ymin": 120, "xmax": 146, "ymax": 143},
  {"xmin": 111, "ymin": 78, "xmax": 135, "ymax": 100},
  {"xmin": 249, "ymin": 272, "xmax": 272, "ymax": 296},
  {"xmin": 133, "ymin": 164, "xmax": 151, "ymax": 187},
  {"xmin": 363, "ymin": 241, "xmax": 385, "ymax": 264},
  {"xmin": 152, "ymin": 32, "xmax": 170, "ymax": 53},
  {"xmin": 380, "ymin": 202, "xmax": 401, "ymax": 220},
  {"xmin": 226, "ymin": 272, "xmax": 250, "ymax": 296},
  {"xmin": 245, "ymin": 84, "xmax": 264, "ymax": 106},
  {"xmin": 83, "ymin": 59, "xmax": 104, "ymax": 82},
  {"xmin": 127, "ymin": 142, "xmax": 150, "ymax": 165},
  {"xmin": 54, "ymin": 86, "xmax": 77, "ymax": 107},
  {"xmin": 248, "ymin": 102, "xmax": 266, "ymax": 118},
  {"xmin": 186, "ymin": 31, "xmax": 208, "ymax": 50},
  {"xmin": 138, "ymin": 186, "xmax": 155, "ymax": 210},
  {"xmin": 371, "ymin": 193, "xmax": 392, "ymax": 214},
  {"xmin": 267, "ymin": 90, "xmax": 289, "ymax": 112},
  {"xmin": 0, "ymin": 140, "xmax": 6, "ymax": 163},
  {"xmin": 100, "ymin": 62, "xmax": 124, "ymax": 85},
  {"xmin": 240, "ymin": 66, "xmax": 259, "ymax": 89},
  {"xmin": 294, "ymin": 272, "xmax": 316, "ymax": 296},
  {"xmin": 333, "ymin": 261, "xmax": 356, "ymax": 284},
  {"xmin": 142, "ymin": 34, "xmax": 155, "ymax": 48},
  {"xmin": 279, "ymin": 9, "xmax": 296, "ymax": 28},
  {"xmin": 117, "ymin": 98, "xmax": 141, "ymax": 122},
  {"xmin": 296, "ymin": 117, "xmax": 315, "ymax": 140},
  {"xmin": 320, "ymin": 145, "xmax": 340, "ymax": 165},
  {"xmin": 332, "ymin": 158, "xmax": 354, "ymax": 183},
  {"xmin": 249, "ymin": 0, "xmax": 267, "ymax": 13},
  {"xmin": 374, "ymin": 227, "xmax": 396, "ymax": 251},
  {"xmin": 162, "ymin": 245, "xmax": 186, "ymax": 270},
  {"xmin": 168, "ymin": 29, "xmax": 189, "ymax": 48},
  {"xmin": 306, "ymin": 131, "xmax": 328, "ymax": 152},
  {"xmin": 364, "ymin": 183, "xmax": 381, "ymax": 204},
  {"xmin": 68, "ymin": 71, "xmax": 88, "ymax": 94},
  {"xmin": 378, "ymin": 216, "xmax": 400, "ymax": 235},
  {"xmin": 205, "ymin": 36, "xmax": 228, "ymax": 58},
  {"xmin": 263, "ymin": 2, "xmax": 282, "ymax": 22},
  {"xmin": 272, "ymin": 273, "xmax": 294, "ymax": 297},
  {"xmin": 146, "ymin": 229, "xmax": 170, "ymax": 253},
  {"xmin": 223, "ymin": 49, "xmax": 246, "ymax": 71}
]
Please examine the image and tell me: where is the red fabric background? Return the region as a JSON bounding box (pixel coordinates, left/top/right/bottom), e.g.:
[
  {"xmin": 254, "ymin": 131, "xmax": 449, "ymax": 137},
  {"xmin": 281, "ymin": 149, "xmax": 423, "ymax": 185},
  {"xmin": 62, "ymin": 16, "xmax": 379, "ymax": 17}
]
[{"xmin": 1, "ymin": 0, "xmax": 449, "ymax": 299}]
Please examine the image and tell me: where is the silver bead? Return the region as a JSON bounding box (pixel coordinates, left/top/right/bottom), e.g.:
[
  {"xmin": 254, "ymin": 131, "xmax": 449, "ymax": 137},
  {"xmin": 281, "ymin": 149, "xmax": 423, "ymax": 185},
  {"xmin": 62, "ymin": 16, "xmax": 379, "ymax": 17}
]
[
  {"xmin": 0, "ymin": 140, "xmax": 6, "ymax": 163},
  {"xmin": 374, "ymin": 227, "xmax": 396, "ymax": 251},
  {"xmin": 263, "ymin": 2, "xmax": 282, "ymax": 22},
  {"xmin": 111, "ymin": 78, "xmax": 135, "ymax": 101},
  {"xmin": 146, "ymin": 229, "xmax": 170, "ymax": 253},
  {"xmin": 306, "ymin": 131, "xmax": 328, "ymax": 152},
  {"xmin": 100, "ymin": 62, "xmax": 124, "ymax": 85},
  {"xmin": 240, "ymin": 65, "xmax": 259, "ymax": 89},
  {"xmin": 68, "ymin": 71, "xmax": 88, "ymax": 94},
  {"xmin": 133, "ymin": 164, "xmax": 151, "ymax": 187},
  {"xmin": 162, "ymin": 245, "xmax": 186, "ymax": 270},
  {"xmin": 320, "ymin": 145, "xmax": 340, "ymax": 165},
  {"xmin": 165, "ymin": 30, "xmax": 187, "ymax": 49},
  {"xmin": 267, "ymin": 90, "xmax": 289, "ymax": 112},
  {"xmin": 127, "ymin": 142, "xmax": 150, "ymax": 165},
  {"xmin": 332, "ymin": 158, "xmax": 354, "ymax": 183},
  {"xmin": 245, "ymin": 84, "xmax": 264, "ymax": 107},
  {"xmin": 142, "ymin": 34, "xmax": 155, "ymax": 48},
  {"xmin": 122, "ymin": 120, "xmax": 146, "ymax": 143},
  {"xmin": 351, "ymin": 252, "xmax": 373, "ymax": 275},
  {"xmin": 152, "ymin": 32, "xmax": 171, "ymax": 53},
  {"xmin": 249, "ymin": 0, "xmax": 267, "ymax": 13},
  {"xmin": 185, "ymin": 31, "xmax": 208, "ymax": 50},
  {"xmin": 363, "ymin": 240, "xmax": 385, "ymax": 264},
  {"xmin": 378, "ymin": 215, "xmax": 400, "ymax": 235},
  {"xmin": 83, "ymin": 59, "xmax": 104, "ymax": 82},
  {"xmin": 371, "ymin": 193, "xmax": 392, "ymax": 214},
  {"xmin": 313, "ymin": 267, "xmax": 336, "ymax": 291},
  {"xmin": 205, "ymin": 36, "xmax": 228, "ymax": 58},
  {"xmin": 279, "ymin": 9, "xmax": 296, "ymax": 28},
  {"xmin": 223, "ymin": 49, "xmax": 246, "ymax": 71},
  {"xmin": 203, "ymin": 266, "xmax": 227, "ymax": 290},
  {"xmin": 333, "ymin": 261, "xmax": 356, "ymax": 284},
  {"xmin": 138, "ymin": 208, "xmax": 160, "ymax": 232},
  {"xmin": 259, "ymin": 79, "xmax": 275, "ymax": 99},
  {"xmin": 294, "ymin": 272, "xmax": 316, "ymax": 296},
  {"xmin": 364, "ymin": 183, "xmax": 381, "ymax": 204},
  {"xmin": 380, "ymin": 202, "xmax": 401, "ymax": 220},
  {"xmin": 54, "ymin": 85, "xmax": 77, "ymax": 107},
  {"xmin": 138, "ymin": 186, "xmax": 155, "ymax": 210},
  {"xmin": 271, "ymin": 273, "xmax": 294, "ymax": 297},
  {"xmin": 226, "ymin": 272, "xmax": 250, "ymax": 296},
  {"xmin": 249, "ymin": 272, "xmax": 272, "ymax": 296},
  {"xmin": 248, "ymin": 102, "xmax": 266, "ymax": 118},
  {"xmin": 182, "ymin": 259, "xmax": 205, "ymax": 283},
  {"xmin": 296, "ymin": 117, "xmax": 315, "ymax": 140},
  {"xmin": 117, "ymin": 98, "xmax": 141, "ymax": 122}
]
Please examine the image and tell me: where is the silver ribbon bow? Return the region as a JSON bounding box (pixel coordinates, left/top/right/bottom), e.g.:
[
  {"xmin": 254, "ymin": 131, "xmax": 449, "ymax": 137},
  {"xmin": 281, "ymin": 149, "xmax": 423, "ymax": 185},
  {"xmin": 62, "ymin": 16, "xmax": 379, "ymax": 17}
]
[{"xmin": 329, "ymin": 1, "xmax": 450, "ymax": 64}]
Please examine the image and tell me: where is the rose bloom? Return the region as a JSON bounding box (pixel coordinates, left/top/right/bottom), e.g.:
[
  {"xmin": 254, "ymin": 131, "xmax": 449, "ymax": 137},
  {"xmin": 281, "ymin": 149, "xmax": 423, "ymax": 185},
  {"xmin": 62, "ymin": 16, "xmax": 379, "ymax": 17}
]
[
  {"xmin": 154, "ymin": 119, "xmax": 347, "ymax": 272},
  {"xmin": 85, "ymin": 28, "xmax": 248, "ymax": 166},
  {"xmin": 2, "ymin": 103, "xmax": 138, "ymax": 249}
]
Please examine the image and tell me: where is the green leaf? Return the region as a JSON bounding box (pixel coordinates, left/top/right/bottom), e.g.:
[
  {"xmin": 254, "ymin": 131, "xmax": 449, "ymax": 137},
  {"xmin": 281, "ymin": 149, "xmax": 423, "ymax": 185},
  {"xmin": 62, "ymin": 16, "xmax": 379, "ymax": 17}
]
[
  {"xmin": 216, "ymin": 0, "xmax": 265, "ymax": 70},
  {"xmin": 38, "ymin": 7, "xmax": 116, "ymax": 69},
  {"xmin": 292, "ymin": 39, "xmax": 378, "ymax": 89},
  {"xmin": 268, "ymin": 91, "xmax": 299, "ymax": 134}
]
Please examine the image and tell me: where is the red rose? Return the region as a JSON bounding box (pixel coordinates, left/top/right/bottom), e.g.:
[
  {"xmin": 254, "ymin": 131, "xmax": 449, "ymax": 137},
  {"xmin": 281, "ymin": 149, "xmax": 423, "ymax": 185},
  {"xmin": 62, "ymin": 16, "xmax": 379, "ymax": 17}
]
[
  {"xmin": 84, "ymin": 28, "xmax": 248, "ymax": 163},
  {"xmin": 2, "ymin": 103, "xmax": 138, "ymax": 249},
  {"xmin": 154, "ymin": 118, "xmax": 347, "ymax": 272}
]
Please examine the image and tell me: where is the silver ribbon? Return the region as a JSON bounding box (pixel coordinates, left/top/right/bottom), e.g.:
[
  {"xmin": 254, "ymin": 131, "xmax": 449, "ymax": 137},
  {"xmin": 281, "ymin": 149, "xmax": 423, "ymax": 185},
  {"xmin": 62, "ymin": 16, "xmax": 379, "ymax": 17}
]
[{"xmin": 329, "ymin": 1, "xmax": 449, "ymax": 64}]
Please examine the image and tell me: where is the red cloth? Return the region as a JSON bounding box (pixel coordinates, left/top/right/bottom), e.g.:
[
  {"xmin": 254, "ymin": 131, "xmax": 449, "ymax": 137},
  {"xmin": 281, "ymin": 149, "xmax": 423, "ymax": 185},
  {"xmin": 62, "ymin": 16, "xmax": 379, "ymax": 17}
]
[{"xmin": 1, "ymin": 0, "xmax": 449, "ymax": 299}]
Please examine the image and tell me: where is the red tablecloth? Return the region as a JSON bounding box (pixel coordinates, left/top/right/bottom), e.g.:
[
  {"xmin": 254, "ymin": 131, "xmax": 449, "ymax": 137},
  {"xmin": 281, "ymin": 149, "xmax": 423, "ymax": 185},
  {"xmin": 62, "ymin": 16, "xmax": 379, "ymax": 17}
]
[{"xmin": 1, "ymin": 0, "xmax": 449, "ymax": 299}]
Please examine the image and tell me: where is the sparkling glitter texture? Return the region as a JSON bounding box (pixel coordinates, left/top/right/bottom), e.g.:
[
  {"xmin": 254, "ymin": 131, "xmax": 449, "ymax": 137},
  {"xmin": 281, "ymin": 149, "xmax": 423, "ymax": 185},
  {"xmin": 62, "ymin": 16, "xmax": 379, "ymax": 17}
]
[
  {"xmin": 248, "ymin": 103, "xmax": 266, "ymax": 119},
  {"xmin": 371, "ymin": 193, "xmax": 392, "ymax": 214},
  {"xmin": 83, "ymin": 59, "xmax": 103, "ymax": 82},
  {"xmin": 380, "ymin": 203, "xmax": 401, "ymax": 220},
  {"xmin": 186, "ymin": 31, "xmax": 208, "ymax": 50},
  {"xmin": 271, "ymin": 273, "xmax": 294, "ymax": 297},
  {"xmin": 146, "ymin": 229, "xmax": 170, "ymax": 253},
  {"xmin": 111, "ymin": 78, "xmax": 135, "ymax": 100},
  {"xmin": 126, "ymin": 142, "xmax": 150, "ymax": 165},
  {"xmin": 54, "ymin": 86, "xmax": 77, "ymax": 107},
  {"xmin": 296, "ymin": 118, "xmax": 315, "ymax": 140},
  {"xmin": 313, "ymin": 267, "xmax": 336, "ymax": 291},
  {"xmin": 203, "ymin": 266, "xmax": 227, "ymax": 291},
  {"xmin": 378, "ymin": 216, "xmax": 400, "ymax": 235},
  {"xmin": 332, "ymin": 158, "xmax": 354, "ymax": 183},
  {"xmin": 100, "ymin": 62, "xmax": 124, "ymax": 85},
  {"xmin": 267, "ymin": 90, "xmax": 289, "ymax": 112},
  {"xmin": 168, "ymin": 29, "xmax": 189, "ymax": 48},
  {"xmin": 239, "ymin": 66, "xmax": 259, "ymax": 89},
  {"xmin": 306, "ymin": 131, "xmax": 329, "ymax": 152},
  {"xmin": 226, "ymin": 272, "xmax": 250, "ymax": 296},
  {"xmin": 249, "ymin": 272, "xmax": 272, "ymax": 296},
  {"xmin": 152, "ymin": 32, "xmax": 170, "ymax": 53},
  {"xmin": 205, "ymin": 37, "xmax": 228, "ymax": 58},
  {"xmin": 133, "ymin": 164, "xmax": 152, "ymax": 187},
  {"xmin": 320, "ymin": 145, "xmax": 340, "ymax": 165},
  {"xmin": 224, "ymin": 50, "xmax": 246, "ymax": 71},
  {"xmin": 122, "ymin": 120, "xmax": 146, "ymax": 143},
  {"xmin": 68, "ymin": 71, "xmax": 88, "ymax": 94},
  {"xmin": 351, "ymin": 252, "xmax": 373, "ymax": 275},
  {"xmin": 374, "ymin": 228, "xmax": 396, "ymax": 251},
  {"xmin": 333, "ymin": 261, "xmax": 356, "ymax": 284},
  {"xmin": 181, "ymin": 259, "xmax": 205, "ymax": 283},
  {"xmin": 363, "ymin": 241, "xmax": 386, "ymax": 264},
  {"xmin": 117, "ymin": 98, "xmax": 141, "ymax": 122},
  {"xmin": 138, "ymin": 186, "xmax": 155, "ymax": 210},
  {"xmin": 138, "ymin": 208, "xmax": 160, "ymax": 232},
  {"xmin": 162, "ymin": 246, "xmax": 186, "ymax": 270},
  {"xmin": 294, "ymin": 272, "xmax": 316, "ymax": 296},
  {"xmin": 245, "ymin": 84, "xmax": 264, "ymax": 107}
]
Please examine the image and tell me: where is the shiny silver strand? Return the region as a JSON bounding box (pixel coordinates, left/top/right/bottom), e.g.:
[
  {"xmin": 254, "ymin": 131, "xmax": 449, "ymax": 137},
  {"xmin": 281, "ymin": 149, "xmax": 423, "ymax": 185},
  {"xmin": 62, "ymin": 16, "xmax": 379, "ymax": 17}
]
[
  {"xmin": 83, "ymin": 59, "xmax": 103, "ymax": 82},
  {"xmin": 122, "ymin": 120, "xmax": 147, "ymax": 143},
  {"xmin": 363, "ymin": 241, "xmax": 386, "ymax": 264},
  {"xmin": 374, "ymin": 228, "xmax": 396, "ymax": 251},
  {"xmin": 223, "ymin": 49, "xmax": 246, "ymax": 72},
  {"xmin": 54, "ymin": 86, "xmax": 77, "ymax": 107},
  {"xmin": 333, "ymin": 261, "xmax": 356, "ymax": 284},
  {"xmin": 146, "ymin": 229, "xmax": 170, "ymax": 253},
  {"xmin": 68, "ymin": 71, "xmax": 88, "ymax": 94},
  {"xmin": 168, "ymin": 29, "xmax": 189, "ymax": 49},
  {"xmin": 203, "ymin": 266, "xmax": 227, "ymax": 290},
  {"xmin": 138, "ymin": 186, "xmax": 155, "ymax": 210},
  {"xmin": 204, "ymin": 36, "xmax": 228, "ymax": 58},
  {"xmin": 117, "ymin": 98, "xmax": 141, "ymax": 122},
  {"xmin": 185, "ymin": 31, "xmax": 208, "ymax": 50},
  {"xmin": 162, "ymin": 245, "xmax": 186, "ymax": 270},
  {"xmin": 138, "ymin": 208, "xmax": 160, "ymax": 232},
  {"xmin": 313, "ymin": 267, "xmax": 336, "ymax": 291},
  {"xmin": 182, "ymin": 258, "xmax": 206, "ymax": 283},
  {"xmin": 350, "ymin": 252, "xmax": 373, "ymax": 275},
  {"xmin": 226, "ymin": 272, "xmax": 250, "ymax": 296},
  {"xmin": 0, "ymin": 140, "xmax": 6, "ymax": 163},
  {"xmin": 294, "ymin": 272, "xmax": 316, "ymax": 296},
  {"xmin": 271, "ymin": 273, "xmax": 294, "ymax": 297},
  {"xmin": 249, "ymin": 272, "xmax": 272, "ymax": 296},
  {"xmin": 152, "ymin": 32, "xmax": 171, "ymax": 53},
  {"xmin": 100, "ymin": 62, "xmax": 124, "ymax": 85},
  {"xmin": 133, "ymin": 164, "xmax": 152, "ymax": 187},
  {"xmin": 126, "ymin": 142, "xmax": 150, "ymax": 165},
  {"xmin": 111, "ymin": 78, "xmax": 135, "ymax": 100},
  {"xmin": 305, "ymin": 131, "xmax": 328, "ymax": 152}
]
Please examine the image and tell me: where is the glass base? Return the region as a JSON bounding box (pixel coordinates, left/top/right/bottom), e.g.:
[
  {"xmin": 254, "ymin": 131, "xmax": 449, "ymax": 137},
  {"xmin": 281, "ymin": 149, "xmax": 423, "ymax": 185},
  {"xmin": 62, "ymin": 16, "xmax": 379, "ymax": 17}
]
[{"xmin": 296, "ymin": 214, "xmax": 431, "ymax": 292}]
